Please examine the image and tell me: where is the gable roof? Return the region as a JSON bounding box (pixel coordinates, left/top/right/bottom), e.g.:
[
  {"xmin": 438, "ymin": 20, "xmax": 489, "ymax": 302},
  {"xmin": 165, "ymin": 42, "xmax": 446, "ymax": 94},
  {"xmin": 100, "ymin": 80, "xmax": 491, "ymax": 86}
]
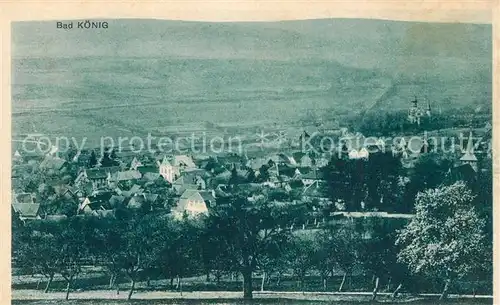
[
  {"xmin": 199, "ymin": 191, "xmax": 216, "ymax": 203},
  {"xmin": 120, "ymin": 184, "xmax": 143, "ymax": 197},
  {"xmin": 142, "ymin": 172, "xmax": 162, "ymax": 181},
  {"xmin": 13, "ymin": 203, "xmax": 41, "ymax": 218},
  {"xmin": 277, "ymin": 153, "xmax": 297, "ymax": 165},
  {"xmin": 159, "ymin": 155, "xmax": 172, "ymax": 167},
  {"xmin": 113, "ymin": 170, "xmax": 142, "ymax": 181},
  {"xmin": 40, "ymin": 155, "xmax": 67, "ymax": 170},
  {"xmin": 302, "ymin": 181, "xmax": 329, "ymax": 198},
  {"xmin": 127, "ymin": 194, "xmax": 146, "ymax": 209},
  {"xmin": 180, "ymin": 189, "xmax": 201, "ymax": 200},
  {"xmin": 144, "ymin": 193, "xmax": 159, "ymax": 203},
  {"xmin": 173, "ymin": 155, "xmax": 196, "ymax": 168},
  {"xmin": 78, "ymin": 192, "xmax": 112, "ymax": 212},
  {"xmin": 109, "ymin": 195, "xmax": 127, "ymax": 208},
  {"xmin": 176, "ymin": 190, "xmax": 209, "ymax": 214},
  {"xmin": 14, "ymin": 193, "xmax": 35, "ymax": 204},
  {"xmin": 460, "ymin": 132, "xmax": 478, "ymax": 162},
  {"xmin": 292, "ymin": 152, "xmax": 306, "ymax": 163}
]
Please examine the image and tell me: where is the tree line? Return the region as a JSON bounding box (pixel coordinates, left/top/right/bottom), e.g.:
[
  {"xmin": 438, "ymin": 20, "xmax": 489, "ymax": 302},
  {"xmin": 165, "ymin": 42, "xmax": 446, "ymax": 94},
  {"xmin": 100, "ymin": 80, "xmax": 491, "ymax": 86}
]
[{"xmin": 12, "ymin": 181, "xmax": 491, "ymax": 301}]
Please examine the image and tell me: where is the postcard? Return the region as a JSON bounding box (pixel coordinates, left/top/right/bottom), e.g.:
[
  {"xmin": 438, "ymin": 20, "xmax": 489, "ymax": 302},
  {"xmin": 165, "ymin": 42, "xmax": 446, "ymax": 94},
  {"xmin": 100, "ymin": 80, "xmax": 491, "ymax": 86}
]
[{"xmin": 2, "ymin": 1, "xmax": 495, "ymax": 304}]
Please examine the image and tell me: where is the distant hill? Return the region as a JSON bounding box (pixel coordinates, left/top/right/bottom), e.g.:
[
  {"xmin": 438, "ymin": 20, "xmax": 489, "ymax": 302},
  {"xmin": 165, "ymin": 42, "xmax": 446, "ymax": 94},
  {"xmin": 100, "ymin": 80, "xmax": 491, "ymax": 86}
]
[{"xmin": 11, "ymin": 19, "xmax": 491, "ymax": 142}]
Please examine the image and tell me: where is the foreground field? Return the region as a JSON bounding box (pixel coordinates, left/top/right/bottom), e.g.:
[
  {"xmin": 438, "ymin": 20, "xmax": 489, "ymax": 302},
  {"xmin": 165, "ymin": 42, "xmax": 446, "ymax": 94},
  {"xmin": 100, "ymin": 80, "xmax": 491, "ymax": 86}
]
[{"xmin": 11, "ymin": 290, "xmax": 493, "ymax": 304}]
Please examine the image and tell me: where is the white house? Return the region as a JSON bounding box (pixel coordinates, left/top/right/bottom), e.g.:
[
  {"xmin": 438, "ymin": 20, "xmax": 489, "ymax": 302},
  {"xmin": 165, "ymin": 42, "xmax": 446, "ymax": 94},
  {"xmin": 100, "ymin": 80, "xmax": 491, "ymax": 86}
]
[{"xmin": 173, "ymin": 189, "xmax": 213, "ymax": 219}]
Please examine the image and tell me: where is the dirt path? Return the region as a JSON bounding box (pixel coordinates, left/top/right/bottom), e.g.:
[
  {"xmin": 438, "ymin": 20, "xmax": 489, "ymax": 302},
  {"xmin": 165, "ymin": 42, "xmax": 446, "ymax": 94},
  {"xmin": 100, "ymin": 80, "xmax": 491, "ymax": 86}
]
[{"xmin": 11, "ymin": 289, "xmax": 492, "ymax": 302}]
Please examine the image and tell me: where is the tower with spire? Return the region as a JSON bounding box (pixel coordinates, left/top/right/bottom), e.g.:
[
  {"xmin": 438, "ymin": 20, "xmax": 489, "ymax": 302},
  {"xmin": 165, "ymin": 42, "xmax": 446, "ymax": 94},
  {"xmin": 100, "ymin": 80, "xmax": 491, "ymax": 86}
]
[
  {"xmin": 460, "ymin": 131, "xmax": 478, "ymax": 172},
  {"xmin": 408, "ymin": 96, "xmax": 422, "ymax": 125},
  {"xmin": 408, "ymin": 96, "xmax": 432, "ymax": 125}
]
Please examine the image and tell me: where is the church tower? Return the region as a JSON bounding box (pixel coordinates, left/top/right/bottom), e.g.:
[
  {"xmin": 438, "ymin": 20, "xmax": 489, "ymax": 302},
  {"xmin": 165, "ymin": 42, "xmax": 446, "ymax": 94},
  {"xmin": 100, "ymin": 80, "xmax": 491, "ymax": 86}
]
[
  {"xmin": 460, "ymin": 131, "xmax": 478, "ymax": 171},
  {"xmin": 408, "ymin": 96, "xmax": 422, "ymax": 125},
  {"xmin": 426, "ymin": 100, "xmax": 431, "ymax": 117}
]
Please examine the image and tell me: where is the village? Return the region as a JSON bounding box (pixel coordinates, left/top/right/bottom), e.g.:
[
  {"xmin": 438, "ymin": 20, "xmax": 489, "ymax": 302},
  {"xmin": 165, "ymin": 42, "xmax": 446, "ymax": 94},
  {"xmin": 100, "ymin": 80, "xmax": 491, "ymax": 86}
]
[
  {"xmin": 11, "ymin": 97, "xmax": 492, "ymax": 226},
  {"xmin": 10, "ymin": 98, "xmax": 494, "ymax": 302}
]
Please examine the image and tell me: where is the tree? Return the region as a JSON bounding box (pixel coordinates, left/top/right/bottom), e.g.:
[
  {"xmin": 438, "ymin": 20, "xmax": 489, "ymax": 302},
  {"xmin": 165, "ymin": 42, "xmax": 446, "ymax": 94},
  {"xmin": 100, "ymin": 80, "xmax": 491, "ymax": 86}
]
[
  {"xmin": 14, "ymin": 221, "xmax": 59, "ymax": 293},
  {"xmin": 120, "ymin": 213, "xmax": 162, "ymax": 300},
  {"xmin": 65, "ymin": 143, "xmax": 78, "ymax": 162},
  {"xmin": 55, "ymin": 217, "xmax": 91, "ymax": 300},
  {"xmin": 358, "ymin": 218, "xmax": 404, "ymax": 301},
  {"xmin": 396, "ymin": 182, "xmax": 487, "ymax": 299},
  {"xmin": 208, "ymin": 192, "xmax": 293, "ymax": 299},
  {"xmin": 101, "ymin": 150, "xmax": 119, "ymax": 167},
  {"xmin": 402, "ymin": 153, "xmax": 452, "ymax": 212},
  {"xmin": 201, "ymin": 220, "xmax": 236, "ymax": 285},
  {"xmin": 318, "ymin": 221, "xmax": 362, "ymax": 292},
  {"xmin": 88, "ymin": 150, "xmax": 98, "ymax": 168},
  {"xmin": 286, "ymin": 233, "xmax": 318, "ymax": 292},
  {"xmin": 363, "ymin": 152, "xmax": 402, "ymax": 211},
  {"xmin": 93, "ymin": 216, "xmax": 128, "ymax": 294}
]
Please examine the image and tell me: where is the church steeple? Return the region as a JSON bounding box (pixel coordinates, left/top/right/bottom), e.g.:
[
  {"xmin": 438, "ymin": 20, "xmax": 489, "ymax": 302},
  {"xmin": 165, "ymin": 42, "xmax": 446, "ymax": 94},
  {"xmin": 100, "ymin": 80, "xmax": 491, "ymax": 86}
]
[{"xmin": 460, "ymin": 131, "xmax": 478, "ymax": 171}]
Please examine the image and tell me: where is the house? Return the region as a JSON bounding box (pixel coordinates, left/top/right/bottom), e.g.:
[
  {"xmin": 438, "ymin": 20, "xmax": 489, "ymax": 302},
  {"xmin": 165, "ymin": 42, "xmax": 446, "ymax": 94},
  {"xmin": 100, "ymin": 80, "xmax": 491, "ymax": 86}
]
[
  {"xmin": 172, "ymin": 176, "xmax": 200, "ymax": 195},
  {"xmin": 109, "ymin": 195, "xmax": 127, "ymax": 209},
  {"xmin": 15, "ymin": 150, "xmax": 45, "ymax": 163},
  {"xmin": 144, "ymin": 193, "xmax": 161, "ymax": 207},
  {"xmin": 246, "ymin": 158, "xmax": 271, "ymax": 171},
  {"xmin": 13, "ymin": 150, "xmax": 23, "ymax": 163},
  {"xmin": 278, "ymin": 165, "xmax": 301, "ymax": 180},
  {"xmin": 391, "ymin": 136, "xmax": 430, "ymax": 160},
  {"xmin": 78, "ymin": 193, "xmax": 112, "ymax": 215},
  {"xmin": 59, "ymin": 186, "xmax": 82, "ymax": 208},
  {"xmin": 75, "ymin": 167, "xmax": 120, "ymax": 190},
  {"xmin": 173, "ymin": 189, "xmax": 213, "ymax": 218},
  {"xmin": 292, "ymin": 152, "xmax": 306, "ymax": 165},
  {"xmin": 218, "ymin": 153, "xmax": 246, "ymax": 170},
  {"xmin": 339, "ymin": 135, "xmax": 370, "ymax": 160},
  {"xmin": 299, "ymin": 154, "xmax": 313, "ymax": 167},
  {"xmin": 12, "ymin": 192, "xmax": 40, "ymax": 220},
  {"xmin": 277, "ymin": 153, "xmax": 297, "ymax": 166},
  {"xmin": 127, "ymin": 194, "xmax": 148, "ymax": 210},
  {"xmin": 108, "ymin": 170, "xmax": 142, "ymax": 186},
  {"xmin": 460, "ymin": 132, "xmax": 478, "ymax": 172},
  {"xmin": 118, "ymin": 184, "xmax": 143, "ymax": 197},
  {"xmin": 129, "ymin": 157, "xmax": 143, "ymax": 170},
  {"xmin": 302, "ymin": 181, "xmax": 330, "ymax": 203},
  {"xmin": 173, "ymin": 155, "xmax": 196, "ymax": 170},
  {"xmin": 300, "ymin": 168, "xmax": 325, "ymax": 186},
  {"xmin": 39, "ymin": 155, "xmax": 68, "ymax": 172}
]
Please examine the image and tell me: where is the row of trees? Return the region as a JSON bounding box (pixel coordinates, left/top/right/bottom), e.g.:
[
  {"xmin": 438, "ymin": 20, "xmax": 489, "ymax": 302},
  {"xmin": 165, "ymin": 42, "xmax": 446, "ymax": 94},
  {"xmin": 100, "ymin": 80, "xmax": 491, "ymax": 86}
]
[
  {"xmin": 323, "ymin": 151, "xmax": 492, "ymax": 214},
  {"xmin": 13, "ymin": 182, "xmax": 491, "ymax": 301}
]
